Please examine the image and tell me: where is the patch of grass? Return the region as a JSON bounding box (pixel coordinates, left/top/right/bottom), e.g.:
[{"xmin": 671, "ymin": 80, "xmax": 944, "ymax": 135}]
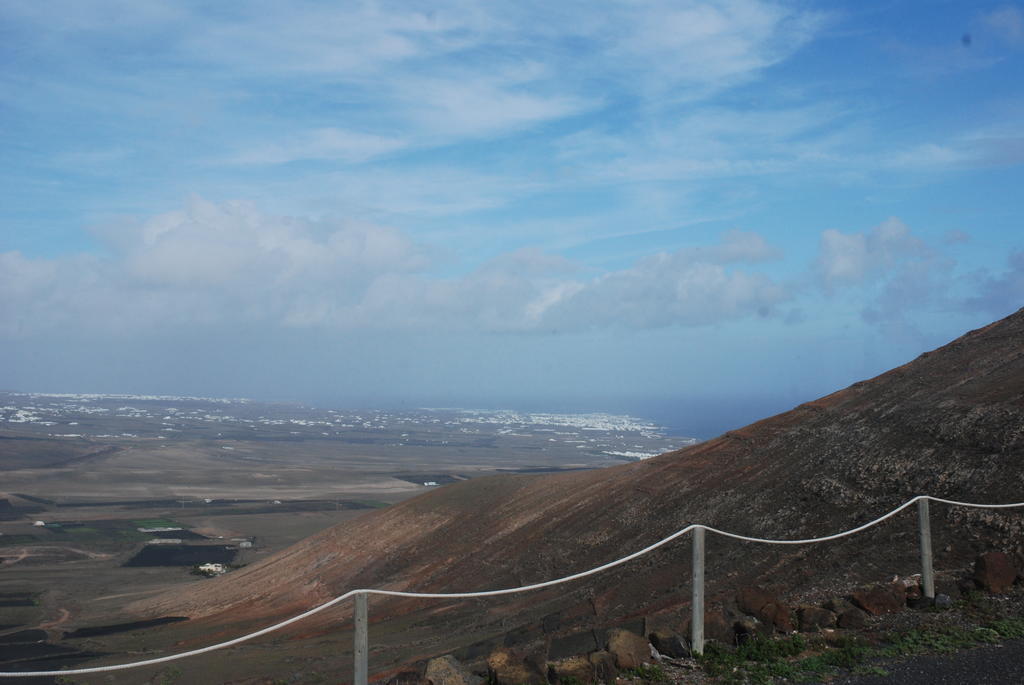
[
  {"xmin": 880, "ymin": 624, "xmax": 1001, "ymax": 657},
  {"xmin": 623, "ymin": 663, "xmax": 668, "ymax": 682},
  {"xmin": 795, "ymin": 636, "xmax": 870, "ymax": 674},
  {"xmin": 701, "ymin": 634, "xmax": 807, "ymax": 671},
  {"xmin": 698, "ymin": 610, "xmax": 1024, "ymax": 684},
  {"xmin": 700, "ymin": 636, "xmax": 814, "ymax": 684},
  {"xmin": 853, "ymin": 665, "xmax": 889, "ymax": 677},
  {"xmin": 990, "ymin": 617, "xmax": 1024, "ymax": 639}
]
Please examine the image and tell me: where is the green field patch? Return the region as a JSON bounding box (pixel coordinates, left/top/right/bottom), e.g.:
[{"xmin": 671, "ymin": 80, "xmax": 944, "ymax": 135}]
[
  {"xmin": 115, "ymin": 528, "xmax": 151, "ymax": 540},
  {"xmin": 0, "ymin": 535, "xmax": 39, "ymax": 546},
  {"xmin": 131, "ymin": 518, "xmax": 182, "ymax": 529}
]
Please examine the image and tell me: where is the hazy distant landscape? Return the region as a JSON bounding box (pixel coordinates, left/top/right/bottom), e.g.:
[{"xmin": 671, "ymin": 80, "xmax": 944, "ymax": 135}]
[
  {"xmin": 0, "ymin": 391, "xmax": 691, "ymax": 460},
  {"xmin": 0, "ymin": 390, "xmax": 695, "ymax": 674}
]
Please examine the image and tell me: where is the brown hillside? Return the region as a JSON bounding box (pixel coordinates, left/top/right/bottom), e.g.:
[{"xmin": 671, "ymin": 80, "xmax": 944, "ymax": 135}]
[{"xmin": 131, "ymin": 308, "xmax": 1024, "ymax": 676}]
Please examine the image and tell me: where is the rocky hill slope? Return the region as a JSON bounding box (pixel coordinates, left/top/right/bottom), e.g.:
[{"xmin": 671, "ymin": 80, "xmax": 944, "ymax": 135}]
[{"xmin": 130, "ymin": 308, "xmax": 1024, "ymax": 676}]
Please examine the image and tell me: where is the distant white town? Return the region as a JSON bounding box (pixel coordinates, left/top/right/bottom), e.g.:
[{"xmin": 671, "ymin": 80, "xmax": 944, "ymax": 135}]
[{"xmin": 0, "ymin": 392, "xmax": 697, "ymax": 461}]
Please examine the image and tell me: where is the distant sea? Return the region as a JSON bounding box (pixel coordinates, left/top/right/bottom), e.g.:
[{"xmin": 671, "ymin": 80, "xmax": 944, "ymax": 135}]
[
  {"xmin": 618, "ymin": 396, "xmax": 796, "ymax": 440},
  {"xmin": 311, "ymin": 394, "xmax": 799, "ymax": 442}
]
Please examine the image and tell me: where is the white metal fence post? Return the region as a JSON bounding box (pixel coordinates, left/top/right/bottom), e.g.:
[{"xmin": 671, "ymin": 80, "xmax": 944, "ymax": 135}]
[
  {"xmin": 918, "ymin": 498, "xmax": 935, "ymax": 599},
  {"xmin": 691, "ymin": 525, "xmax": 705, "ymax": 656},
  {"xmin": 354, "ymin": 592, "xmax": 368, "ymax": 685}
]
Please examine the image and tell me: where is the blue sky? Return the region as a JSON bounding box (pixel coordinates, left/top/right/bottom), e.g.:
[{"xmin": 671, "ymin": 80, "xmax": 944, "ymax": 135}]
[{"xmin": 2, "ymin": 1, "xmax": 1023, "ymax": 436}]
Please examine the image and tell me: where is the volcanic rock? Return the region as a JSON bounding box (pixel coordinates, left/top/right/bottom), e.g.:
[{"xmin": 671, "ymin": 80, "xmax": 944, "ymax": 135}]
[
  {"xmin": 606, "ymin": 628, "xmax": 650, "ymax": 669},
  {"xmin": 797, "ymin": 606, "xmax": 836, "ymax": 632},
  {"xmin": 973, "ymin": 551, "xmax": 1018, "ymax": 593},
  {"xmin": 850, "ymin": 584, "xmax": 904, "ymax": 615},
  {"xmin": 836, "ymin": 608, "xmax": 867, "ymax": 629},
  {"xmin": 424, "ymin": 655, "xmax": 481, "ymax": 685},
  {"xmin": 736, "ymin": 586, "xmax": 792, "ymax": 632},
  {"xmin": 823, "ymin": 598, "xmax": 854, "ymax": 614},
  {"xmin": 648, "ymin": 631, "xmax": 687, "ymax": 658},
  {"xmin": 548, "ymin": 655, "xmax": 593, "ymax": 684},
  {"xmin": 487, "ymin": 647, "xmax": 546, "ymax": 685},
  {"xmin": 683, "ymin": 608, "xmax": 735, "ymax": 645}
]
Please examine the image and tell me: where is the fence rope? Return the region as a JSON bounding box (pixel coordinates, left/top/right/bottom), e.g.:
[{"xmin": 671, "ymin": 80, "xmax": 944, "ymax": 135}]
[{"xmin": 3, "ymin": 494, "xmax": 1023, "ymax": 678}]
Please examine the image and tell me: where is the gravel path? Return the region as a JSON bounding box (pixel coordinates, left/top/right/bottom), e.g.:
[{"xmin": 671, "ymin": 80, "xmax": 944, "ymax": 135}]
[{"xmin": 824, "ymin": 638, "xmax": 1024, "ymax": 685}]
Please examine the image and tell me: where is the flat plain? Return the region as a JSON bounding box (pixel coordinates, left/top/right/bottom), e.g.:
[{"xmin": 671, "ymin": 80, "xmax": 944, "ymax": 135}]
[{"xmin": 0, "ymin": 391, "xmax": 693, "ymax": 675}]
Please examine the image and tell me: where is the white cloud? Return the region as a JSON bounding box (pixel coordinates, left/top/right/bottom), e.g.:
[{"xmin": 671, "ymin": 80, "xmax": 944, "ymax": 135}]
[
  {"xmin": 553, "ymin": 102, "xmax": 856, "ymax": 188},
  {"xmin": 3, "ymin": 198, "xmax": 433, "ymax": 336},
  {"xmin": 815, "ymin": 218, "xmax": 928, "ymax": 290},
  {"xmin": 963, "ymin": 251, "xmax": 1024, "ymax": 317},
  {"xmin": 1, "ymin": 1, "xmax": 826, "ymax": 146},
  {"xmin": 390, "ymin": 72, "xmax": 593, "ymax": 139},
  {"xmin": 1, "ymin": 199, "xmax": 790, "ymax": 337},
  {"xmin": 546, "ymin": 255, "xmax": 788, "ymax": 329},
  {"xmin": 12, "ymin": 202, "xmax": 1018, "ymax": 343},
  {"xmin": 886, "ymin": 143, "xmax": 969, "ymax": 170},
  {"xmin": 979, "ymin": 5, "xmax": 1024, "ymax": 46},
  {"xmin": 611, "ymin": 0, "xmax": 824, "ymax": 92},
  {"xmin": 885, "ymin": 121, "xmax": 1024, "ymax": 171},
  {"xmin": 222, "ymin": 129, "xmax": 408, "ymax": 166},
  {"xmin": 810, "ymin": 218, "xmax": 982, "ymax": 337}
]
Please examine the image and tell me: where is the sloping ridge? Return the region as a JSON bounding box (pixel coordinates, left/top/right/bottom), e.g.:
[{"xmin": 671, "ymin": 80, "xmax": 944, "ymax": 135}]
[{"xmin": 132, "ymin": 308, "xmax": 1024, "ymax": 669}]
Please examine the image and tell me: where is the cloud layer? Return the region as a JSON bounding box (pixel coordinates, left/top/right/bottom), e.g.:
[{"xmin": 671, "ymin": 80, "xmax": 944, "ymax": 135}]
[
  {"xmin": 2, "ymin": 199, "xmax": 797, "ymax": 337},
  {"xmin": 5, "ymin": 200, "xmax": 1019, "ymax": 344}
]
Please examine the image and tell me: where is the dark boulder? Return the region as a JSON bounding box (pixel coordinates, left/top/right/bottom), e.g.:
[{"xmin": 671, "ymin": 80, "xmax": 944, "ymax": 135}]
[
  {"xmin": 683, "ymin": 607, "xmax": 736, "ymax": 646},
  {"xmin": 823, "ymin": 598, "xmax": 854, "ymax": 614},
  {"xmin": 837, "ymin": 608, "xmax": 867, "ymax": 629},
  {"xmin": 850, "ymin": 584, "xmax": 904, "ymax": 615},
  {"xmin": 736, "ymin": 586, "xmax": 793, "ymax": 632},
  {"xmin": 797, "ymin": 606, "xmax": 836, "ymax": 632},
  {"xmin": 649, "ymin": 631, "xmax": 687, "ymax": 658},
  {"xmin": 974, "ymin": 551, "xmax": 1018, "ymax": 593}
]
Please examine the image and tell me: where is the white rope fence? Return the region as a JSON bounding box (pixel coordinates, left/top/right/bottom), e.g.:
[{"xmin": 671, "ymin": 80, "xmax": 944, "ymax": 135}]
[{"xmin": 2, "ymin": 494, "xmax": 1023, "ymax": 679}]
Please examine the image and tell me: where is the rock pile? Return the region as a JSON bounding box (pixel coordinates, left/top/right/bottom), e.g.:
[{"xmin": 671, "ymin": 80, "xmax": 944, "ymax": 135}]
[{"xmin": 388, "ymin": 550, "xmax": 1024, "ymax": 684}]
